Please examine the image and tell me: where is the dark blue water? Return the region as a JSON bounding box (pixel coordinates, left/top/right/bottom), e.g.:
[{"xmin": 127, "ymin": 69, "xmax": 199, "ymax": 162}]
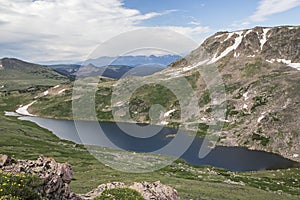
[{"xmin": 19, "ymin": 116, "xmax": 298, "ymax": 172}]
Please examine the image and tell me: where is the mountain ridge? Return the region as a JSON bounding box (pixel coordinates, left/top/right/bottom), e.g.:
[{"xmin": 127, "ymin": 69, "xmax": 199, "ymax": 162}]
[
  {"xmin": 0, "ymin": 57, "xmax": 68, "ymax": 91},
  {"xmin": 84, "ymin": 54, "xmax": 181, "ymax": 67}
]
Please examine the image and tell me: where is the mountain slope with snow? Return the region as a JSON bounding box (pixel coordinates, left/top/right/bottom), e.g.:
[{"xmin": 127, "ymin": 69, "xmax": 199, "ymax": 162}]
[
  {"xmin": 159, "ymin": 25, "xmax": 300, "ymax": 162},
  {"xmin": 202, "ymin": 26, "xmax": 299, "ymax": 68}
]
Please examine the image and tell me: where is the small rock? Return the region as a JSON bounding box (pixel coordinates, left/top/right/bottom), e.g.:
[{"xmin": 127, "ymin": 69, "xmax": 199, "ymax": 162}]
[{"xmin": 0, "ymin": 154, "xmax": 14, "ymax": 167}]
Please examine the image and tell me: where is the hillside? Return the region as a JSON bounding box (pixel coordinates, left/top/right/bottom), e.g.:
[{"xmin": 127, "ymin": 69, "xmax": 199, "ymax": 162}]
[
  {"xmin": 0, "ymin": 58, "xmax": 68, "ymax": 91},
  {"xmin": 19, "ymin": 25, "xmax": 300, "ymax": 162},
  {"xmin": 160, "ymin": 25, "xmax": 300, "ymax": 162}
]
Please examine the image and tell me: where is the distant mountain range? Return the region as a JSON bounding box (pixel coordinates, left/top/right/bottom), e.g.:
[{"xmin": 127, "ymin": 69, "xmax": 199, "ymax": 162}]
[
  {"xmin": 82, "ymin": 54, "xmax": 182, "ymax": 67},
  {"xmin": 48, "ymin": 64, "xmax": 166, "ymax": 79},
  {"xmin": 49, "ymin": 54, "xmax": 181, "ymax": 79}
]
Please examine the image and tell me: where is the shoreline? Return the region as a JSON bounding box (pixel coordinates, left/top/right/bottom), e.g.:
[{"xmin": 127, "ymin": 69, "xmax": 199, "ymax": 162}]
[
  {"xmin": 8, "ymin": 111, "xmax": 300, "ymax": 170},
  {"xmin": 10, "ymin": 101, "xmax": 300, "ymax": 165}
]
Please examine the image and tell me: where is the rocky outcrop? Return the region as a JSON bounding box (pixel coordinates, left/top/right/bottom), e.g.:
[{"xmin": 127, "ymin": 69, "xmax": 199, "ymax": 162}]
[
  {"xmin": 0, "ymin": 155, "xmax": 180, "ymax": 200},
  {"xmin": 0, "ymin": 154, "xmax": 14, "ymax": 167},
  {"xmin": 201, "ymin": 26, "xmax": 300, "ymax": 63},
  {"xmin": 84, "ymin": 181, "xmax": 180, "ymax": 200},
  {"xmin": 0, "ymin": 154, "xmax": 82, "ymax": 200}
]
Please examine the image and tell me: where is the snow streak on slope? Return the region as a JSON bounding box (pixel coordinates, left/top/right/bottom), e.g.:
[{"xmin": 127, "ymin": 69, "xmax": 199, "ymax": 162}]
[
  {"xmin": 266, "ymin": 59, "xmax": 300, "ymax": 70},
  {"xmin": 260, "ymin": 28, "xmax": 270, "ymax": 50},
  {"xmin": 209, "ymin": 31, "xmax": 243, "ymax": 64},
  {"xmin": 16, "ymin": 101, "xmax": 37, "ymax": 116}
]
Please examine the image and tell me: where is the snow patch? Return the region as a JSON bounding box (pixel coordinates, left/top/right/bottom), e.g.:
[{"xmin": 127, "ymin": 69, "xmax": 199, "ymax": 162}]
[
  {"xmin": 16, "ymin": 101, "xmax": 37, "ymax": 116},
  {"xmin": 209, "ymin": 31, "xmax": 243, "ymax": 64},
  {"xmin": 288, "ymin": 62, "xmax": 300, "ymax": 69},
  {"xmin": 200, "ymin": 117, "xmax": 207, "ymax": 122},
  {"xmin": 224, "ymin": 32, "xmax": 234, "ymax": 41},
  {"xmin": 58, "ymin": 89, "xmax": 66, "ymax": 94},
  {"xmin": 164, "ymin": 109, "xmax": 176, "ymax": 117},
  {"xmin": 43, "ymin": 90, "xmax": 49, "ymax": 96},
  {"xmin": 293, "ymin": 154, "xmax": 299, "ymax": 158},
  {"xmin": 266, "ymin": 59, "xmax": 274, "ymax": 63},
  {"xmin": 267, "ymin": 59, "xmax": 300, "ymax": 70},
  {"xmin": 247, "ymin": 55, "xmax": 255, "ymax": 58},
  {"xmin": 257, "ymin": 112, "xmax": 266, "ymax": 123},
  {"xmin": 277, "ymin": 59, "xmax": 300, "ymax": 70},
  {"xmin": 260, "ymin": 28, "xmax": 270, "ymax": 50},
  {"xmin": 243, "ymin": 104, "xmax": 248, "ymax": 109},
  {"xmin": 276, "ymin": 59, "xmax": 291, "ymax": 63},
  {"xmin": 53, "ymin": 85, "xmax": 60, "ymax": 89},
  {"xmin": 161, "ymin": 121, "xmax": 169, "ymax": 125},
  {"xmin": 182, "ymin": 65, "xmax": 193, "ymax": 72},
  {"xmin": 243, "ymin": 91, "xmax": 249, "ymax": 100},
  {"xmin": 215, "ymin": 34, "xmax": 224, "ymax": 39},
  {"xmin": 288, "ymin": 27, "xmax": 297, "ymax": 30},
  {"xmin": 234, "ymin": 52, "xmax": 240, "ymax": 58},
  {"xmin": 182, "ymin": 59, "xmax": 209, "ymax": 72},
  {"xmin": 0, "ymin": 85, "xmax": 4, "ymax": 89},
  {"xmin": 4, "ymin": 111, "xmax": 20, "ymax": 117}
]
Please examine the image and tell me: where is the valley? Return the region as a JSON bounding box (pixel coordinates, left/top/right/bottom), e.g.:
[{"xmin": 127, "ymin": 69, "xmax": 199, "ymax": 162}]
[{"xmin": 0, "ymin": 25, "xmax": 300, "ymax": 199}]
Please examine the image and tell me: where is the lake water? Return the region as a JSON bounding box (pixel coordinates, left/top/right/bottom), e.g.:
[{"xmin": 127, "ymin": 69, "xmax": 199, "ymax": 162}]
[{"xmin": 19, "ymin": 116, "xmax": 298, "ymax": 172}]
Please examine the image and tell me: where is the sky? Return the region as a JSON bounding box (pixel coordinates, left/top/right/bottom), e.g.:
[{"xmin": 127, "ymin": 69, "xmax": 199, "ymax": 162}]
[{"xmin": 0, "ymin": 0, "xmax": 299, "ymax": 64}]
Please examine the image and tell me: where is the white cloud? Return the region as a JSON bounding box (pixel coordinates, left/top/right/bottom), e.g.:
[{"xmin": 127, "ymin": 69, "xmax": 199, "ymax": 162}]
[
  {"xmin": 0, "ymin": 0, "xmax": 209, "ymax": 62},
  {"xmin": 250, "ymin": 0, "xmax": 300, "ymax": 22},
  {"xmin": 188, "ymin": 21, "xmax": 201, "ymax": 26},
  {"xmin": 164, "ymin": 26, "xmax": 211, "ymax": 42}
]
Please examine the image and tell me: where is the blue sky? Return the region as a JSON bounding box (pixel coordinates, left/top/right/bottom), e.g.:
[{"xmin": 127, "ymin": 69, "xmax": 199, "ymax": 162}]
[
  {"xmin": 0, "ymin": 0, "xmax": 299, "ymax": 63},
  {"xmin": 124, "ymin": 0, "xmax": 255, "ymax": 28},
  {"xmin": 123, "ymin": 0, "xmax": 300, "ymax": 30}
]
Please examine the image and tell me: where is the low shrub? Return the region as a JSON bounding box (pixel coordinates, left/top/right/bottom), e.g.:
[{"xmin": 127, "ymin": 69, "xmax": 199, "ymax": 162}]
[
  {"xmin": 0, "ymin": 172, "xmax": 41, "ymax": 200},
  {"xmin": 95, "ymin": 188, "xmax": 145, "ymax": 200}
]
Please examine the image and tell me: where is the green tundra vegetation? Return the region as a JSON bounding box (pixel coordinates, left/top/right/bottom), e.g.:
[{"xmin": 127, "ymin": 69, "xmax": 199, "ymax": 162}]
[
  {"xmin": 94, "ymin": 188, "xmax": 145, "ymax": 200},
  {"xmin": 0, "ymin": 84, "xmax": 300, "ymax": 200}
]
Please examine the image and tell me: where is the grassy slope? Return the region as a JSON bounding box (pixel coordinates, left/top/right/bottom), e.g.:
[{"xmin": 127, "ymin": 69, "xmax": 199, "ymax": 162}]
[
  {"xmin": 0, "ymin": 90, "xmax": 300, "ymax": 199},
  {"xmin": 0, "ymin": 59, "xmax": 299, "ymax": 199},
  {"xmin": 0, "ymin": 67, "xmax": 68, "ymax": 92}
]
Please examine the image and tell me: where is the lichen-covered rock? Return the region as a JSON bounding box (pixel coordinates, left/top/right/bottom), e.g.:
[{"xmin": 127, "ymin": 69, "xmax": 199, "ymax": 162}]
[
  {"xmin": 0, "ymin": 155, "xmax": 82, "ymax": 200},
  {"xmin": 85, "ymin": 181, "xmax": 180, "ymax": 200},
  {"xmin": 129, "ymin": 181, "xmax": 180, "ymax": 200}
]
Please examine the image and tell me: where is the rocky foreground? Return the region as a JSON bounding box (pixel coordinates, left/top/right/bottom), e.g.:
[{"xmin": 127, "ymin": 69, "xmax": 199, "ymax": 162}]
[{"xmin": 0, "ymin": 155, "xmax": 179, "ymax": 200}]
